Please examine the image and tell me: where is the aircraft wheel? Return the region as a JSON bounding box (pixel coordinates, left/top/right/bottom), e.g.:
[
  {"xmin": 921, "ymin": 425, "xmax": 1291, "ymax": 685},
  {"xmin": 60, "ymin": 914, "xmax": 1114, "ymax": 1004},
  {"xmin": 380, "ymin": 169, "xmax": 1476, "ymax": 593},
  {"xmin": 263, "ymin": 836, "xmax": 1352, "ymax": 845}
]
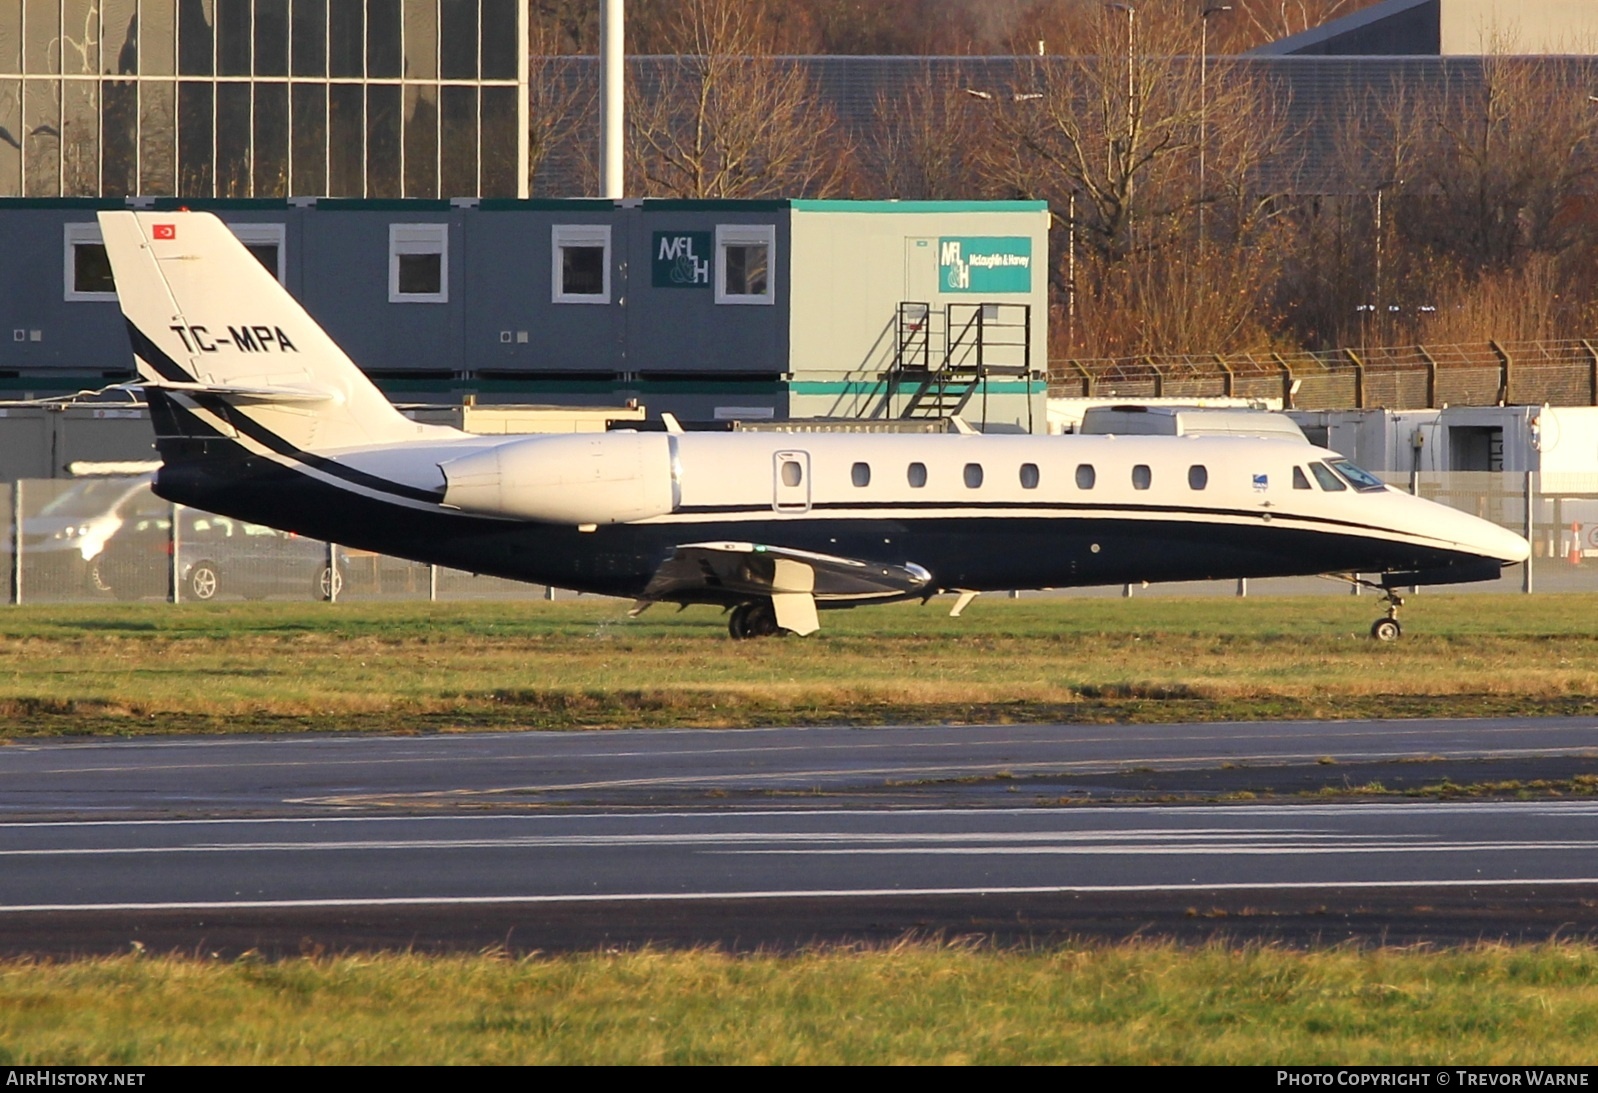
[
  {"xmin": 1370, "ymin": 617, "xmax": 1401, "ymax": 642},
  {"xmin": 316, "ymin": 565, "xmax": 343, "ymax": 601},
  {"xmin": 729, "ymin": 602, "xmax": 754, "ymax": 640},
  {"xmin": 728, "ymin": 600, "xmax": 781, "ymax": 640},
  {"xmin": 86, "ymin": 559, "xmax": 113, "ymax": 596},
  {"xmin": 188, "ymin": 562, "xmax": 220, "ymax": 601},
  {"xmin": 746, "ymin": 600, "xmax": 780, "ymax": 638}
]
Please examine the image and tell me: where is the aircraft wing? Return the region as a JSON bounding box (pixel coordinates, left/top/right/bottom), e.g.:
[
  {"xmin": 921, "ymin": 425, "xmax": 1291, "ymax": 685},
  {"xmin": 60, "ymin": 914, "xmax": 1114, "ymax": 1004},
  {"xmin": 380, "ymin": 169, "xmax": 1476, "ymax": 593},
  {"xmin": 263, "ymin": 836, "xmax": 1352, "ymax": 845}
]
[{"xmin": 634, "ymin": 541, "xmax": 934, "ymax": 635}]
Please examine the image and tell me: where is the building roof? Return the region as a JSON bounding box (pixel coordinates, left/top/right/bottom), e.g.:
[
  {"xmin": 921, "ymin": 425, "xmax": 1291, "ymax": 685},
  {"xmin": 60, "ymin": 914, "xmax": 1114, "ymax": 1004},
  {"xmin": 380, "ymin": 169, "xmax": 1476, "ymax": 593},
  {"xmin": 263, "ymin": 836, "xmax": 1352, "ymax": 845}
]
[{"xmin": 1250, "ymin": 0, "xmax": 1598, "ymax": 57}]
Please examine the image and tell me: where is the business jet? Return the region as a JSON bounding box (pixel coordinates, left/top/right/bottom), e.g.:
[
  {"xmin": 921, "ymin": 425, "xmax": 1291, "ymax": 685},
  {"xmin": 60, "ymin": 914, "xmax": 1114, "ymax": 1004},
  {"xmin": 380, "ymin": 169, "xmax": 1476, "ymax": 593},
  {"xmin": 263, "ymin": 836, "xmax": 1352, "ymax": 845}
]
[{"xmin": 96, "ymin": 211, "xmax": 1528, "ymax": 640}]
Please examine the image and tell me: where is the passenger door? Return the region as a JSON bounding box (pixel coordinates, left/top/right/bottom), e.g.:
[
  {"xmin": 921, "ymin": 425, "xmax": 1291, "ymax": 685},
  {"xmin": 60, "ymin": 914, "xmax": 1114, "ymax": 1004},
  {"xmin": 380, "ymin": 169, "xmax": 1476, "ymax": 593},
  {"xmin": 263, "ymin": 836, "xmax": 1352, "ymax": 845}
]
[{"xmin": 773, "ymin": 450, "xmax": 811, "ymax": 514}]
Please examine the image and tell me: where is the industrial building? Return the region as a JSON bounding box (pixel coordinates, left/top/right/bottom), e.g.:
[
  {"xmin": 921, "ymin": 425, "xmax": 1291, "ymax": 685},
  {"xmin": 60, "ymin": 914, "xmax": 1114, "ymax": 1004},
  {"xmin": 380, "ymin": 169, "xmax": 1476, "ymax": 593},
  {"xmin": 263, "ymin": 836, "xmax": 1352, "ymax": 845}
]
[
  {"xmin": 0, "ymin": 0, "xmax": 528, "ymax": 200},
  {"xmin": 0, "ymin": 195, "xmax": 1049, "ymax": 475}
]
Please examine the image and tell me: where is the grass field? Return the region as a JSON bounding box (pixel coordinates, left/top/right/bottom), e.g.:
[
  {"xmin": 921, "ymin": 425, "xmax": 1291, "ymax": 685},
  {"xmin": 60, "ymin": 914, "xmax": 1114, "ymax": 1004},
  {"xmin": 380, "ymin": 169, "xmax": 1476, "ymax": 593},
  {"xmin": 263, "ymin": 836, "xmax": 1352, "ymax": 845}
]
[
  {"xmin": 3, "ymin": 943, "xmax": 1597, "ymax": 1064},
  {"xmin": 7, "ymin": 596, "xmax": 1598, "ymax": 1063},
  {"xmin": 3, "ymin": 593, "xmax": 1598, "ymax": 736}
]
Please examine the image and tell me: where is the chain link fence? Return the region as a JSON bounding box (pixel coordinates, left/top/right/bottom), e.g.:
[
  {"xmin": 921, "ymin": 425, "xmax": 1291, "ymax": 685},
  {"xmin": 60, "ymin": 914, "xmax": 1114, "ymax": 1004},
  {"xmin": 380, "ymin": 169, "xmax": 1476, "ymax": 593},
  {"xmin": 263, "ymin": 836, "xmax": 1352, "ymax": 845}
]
[
  {"xmin": 8, "ymin": 477, "xmax": 552, "ymax": 605},
  {"xmin": 8, "ymin": 472, "xmax": 1598, "ymax": 605},
  {"xmin": 1050, "ymin": 340, "xmax": 1598, "ymax": 411}
]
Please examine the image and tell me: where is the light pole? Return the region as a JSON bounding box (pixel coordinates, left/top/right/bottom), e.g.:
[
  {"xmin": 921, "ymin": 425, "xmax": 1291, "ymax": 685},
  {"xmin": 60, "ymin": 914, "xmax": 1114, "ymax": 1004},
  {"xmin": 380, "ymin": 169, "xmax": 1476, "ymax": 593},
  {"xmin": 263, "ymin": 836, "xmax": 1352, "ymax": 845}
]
[
  {"xmin": 1199, "ymin": 5, "xmax": 1232, "ymax": 256},
  {"xmin": 600, "ymin": 0, "xmax": 625, "ymax": 199},
  {"xmin": 1109, "ymin": 4, "xmax": 1136, "ymax": 135},
  {"xmin": 1108, "ymin": 4, "xmax": 1136, "ymax": 244}
]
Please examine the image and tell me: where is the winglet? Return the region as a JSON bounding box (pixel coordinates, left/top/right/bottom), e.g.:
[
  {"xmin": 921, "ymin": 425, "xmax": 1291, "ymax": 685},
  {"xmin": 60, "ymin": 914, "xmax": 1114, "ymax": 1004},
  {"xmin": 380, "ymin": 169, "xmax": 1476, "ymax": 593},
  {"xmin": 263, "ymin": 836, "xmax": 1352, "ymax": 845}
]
[
  {"xmin": 949, "ymin": 416, "xmax": 977, "ymax": 435},
  {"xmin": 661, "ymin": 413, "xmax": 684, "ymax": 434}
]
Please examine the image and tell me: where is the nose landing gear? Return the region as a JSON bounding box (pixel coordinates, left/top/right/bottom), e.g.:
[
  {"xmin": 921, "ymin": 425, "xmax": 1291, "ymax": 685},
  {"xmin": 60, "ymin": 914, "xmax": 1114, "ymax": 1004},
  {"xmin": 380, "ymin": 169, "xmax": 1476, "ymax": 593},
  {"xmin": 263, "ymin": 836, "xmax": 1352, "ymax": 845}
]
[
  {"xmin": 1369, "ymin": 587, "xmax": 1404, "ymax": 641},
  {"xmin": 1331, "ymin": 574, "xmax": 1408, "ymax": 640},
  {"xmin": 1370, "ymin": 605, "xmax": 1402, "ymax": 642}
]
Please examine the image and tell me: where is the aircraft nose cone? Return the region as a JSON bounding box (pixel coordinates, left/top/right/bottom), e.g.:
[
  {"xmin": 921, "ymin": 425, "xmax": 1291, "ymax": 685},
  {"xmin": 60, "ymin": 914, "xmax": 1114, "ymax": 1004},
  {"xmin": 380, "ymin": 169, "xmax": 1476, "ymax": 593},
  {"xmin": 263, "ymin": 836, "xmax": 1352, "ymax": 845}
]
[
  {"xmin": 1489, "ymin": 522, "xmax": 1532, "ymax": 564},
  {"xmin": 1447, "ymin": 505, "xmax": 1530, "ymax": 564}
]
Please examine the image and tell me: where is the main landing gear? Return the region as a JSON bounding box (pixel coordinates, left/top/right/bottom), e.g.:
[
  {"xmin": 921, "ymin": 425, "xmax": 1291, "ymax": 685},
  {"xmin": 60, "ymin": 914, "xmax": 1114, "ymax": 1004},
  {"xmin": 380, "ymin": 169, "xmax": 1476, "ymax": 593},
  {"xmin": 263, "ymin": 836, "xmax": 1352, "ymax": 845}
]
[{"xmin": 728, "ymin": 599, "xmax": 783, "ymax": 640}]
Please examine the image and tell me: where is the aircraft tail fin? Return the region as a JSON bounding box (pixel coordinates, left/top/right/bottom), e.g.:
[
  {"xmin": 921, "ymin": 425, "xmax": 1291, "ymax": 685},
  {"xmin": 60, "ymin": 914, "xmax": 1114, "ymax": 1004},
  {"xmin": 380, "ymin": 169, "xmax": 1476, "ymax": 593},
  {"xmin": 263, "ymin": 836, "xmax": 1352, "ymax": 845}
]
[{"xmin": 97, "ymin": 210, "xmax": 450, "ymax": 455}]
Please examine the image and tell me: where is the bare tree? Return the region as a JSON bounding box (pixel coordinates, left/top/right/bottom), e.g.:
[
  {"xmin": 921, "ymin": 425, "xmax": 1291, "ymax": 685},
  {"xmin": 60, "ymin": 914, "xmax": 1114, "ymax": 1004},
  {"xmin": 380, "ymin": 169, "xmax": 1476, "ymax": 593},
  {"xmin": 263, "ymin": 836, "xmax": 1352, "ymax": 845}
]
[
  {"xmin": 859, "ymin": 66, "xmax": 987, "ymax": 199},
  {"xmin": 1231, "ymin": 0, "xmax": 1378, "ymax": 49},
  {"xmin": 527, "ymin": 21, "xmax": 596, "ymax": 196},
  {"xmin": 1403, "ymin": 55, "xmax": 1598, "ymax": 273},
  {"xmin": 626, "ymin": 0, "xmax": 846, "ymax": 199},
  {"xmin": 988, "ymin": 1, "xmax": 1293, "ymax": 355}
]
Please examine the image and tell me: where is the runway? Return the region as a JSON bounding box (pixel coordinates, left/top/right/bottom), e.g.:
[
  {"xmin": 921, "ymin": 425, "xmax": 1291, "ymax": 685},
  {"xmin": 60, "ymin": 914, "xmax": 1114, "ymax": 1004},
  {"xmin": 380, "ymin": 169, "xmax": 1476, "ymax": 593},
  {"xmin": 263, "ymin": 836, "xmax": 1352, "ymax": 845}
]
[
  {"xmin": 3, "ymin": 717, "xmax": 1596, "ymax": 953},
  {"xmin": 5, "ymin": 716, "xmax": 1597, "ymax": 816}
]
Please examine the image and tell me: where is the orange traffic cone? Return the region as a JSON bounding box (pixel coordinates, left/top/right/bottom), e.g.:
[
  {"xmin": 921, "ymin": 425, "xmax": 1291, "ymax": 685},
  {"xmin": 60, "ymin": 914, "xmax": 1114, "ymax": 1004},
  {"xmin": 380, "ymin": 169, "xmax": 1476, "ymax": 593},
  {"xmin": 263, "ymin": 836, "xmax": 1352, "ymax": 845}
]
[{"xmin": 1571, "ymin": 522, "xmax": 1583, "ymax": 566}]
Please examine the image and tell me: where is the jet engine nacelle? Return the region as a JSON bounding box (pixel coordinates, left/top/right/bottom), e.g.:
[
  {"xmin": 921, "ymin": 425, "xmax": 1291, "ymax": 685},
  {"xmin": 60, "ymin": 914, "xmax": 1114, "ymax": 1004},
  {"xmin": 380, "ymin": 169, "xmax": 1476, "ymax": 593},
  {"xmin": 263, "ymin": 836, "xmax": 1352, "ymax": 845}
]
[{"xmin": 439, "ymin": 432, "xmax": 678, "ymax": 525}]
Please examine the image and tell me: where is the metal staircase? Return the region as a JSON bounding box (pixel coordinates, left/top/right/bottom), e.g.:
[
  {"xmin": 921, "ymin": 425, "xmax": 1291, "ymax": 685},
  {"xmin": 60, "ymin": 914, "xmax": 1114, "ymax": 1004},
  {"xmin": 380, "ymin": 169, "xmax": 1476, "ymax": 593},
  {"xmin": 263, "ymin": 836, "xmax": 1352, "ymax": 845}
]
[{"xmin": 890, "ymin": 301, "xmax": 1032, "ymax": 425}]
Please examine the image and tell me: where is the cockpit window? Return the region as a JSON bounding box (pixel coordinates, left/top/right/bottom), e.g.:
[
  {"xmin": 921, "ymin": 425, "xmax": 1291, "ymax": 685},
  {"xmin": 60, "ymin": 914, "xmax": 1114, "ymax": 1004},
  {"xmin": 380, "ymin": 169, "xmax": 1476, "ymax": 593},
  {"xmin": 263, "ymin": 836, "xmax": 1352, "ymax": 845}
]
[
  {"xmin": 1327, "ymin": 459, "xmax": 1387, "ymax": 493},
  {"xmin": 1292, "ymin": 466, "xmax": 1311, "ymax": 490},
  {"xmin": 1309, "ymin": 463, "xmax": 1347, "ymax": 492}
]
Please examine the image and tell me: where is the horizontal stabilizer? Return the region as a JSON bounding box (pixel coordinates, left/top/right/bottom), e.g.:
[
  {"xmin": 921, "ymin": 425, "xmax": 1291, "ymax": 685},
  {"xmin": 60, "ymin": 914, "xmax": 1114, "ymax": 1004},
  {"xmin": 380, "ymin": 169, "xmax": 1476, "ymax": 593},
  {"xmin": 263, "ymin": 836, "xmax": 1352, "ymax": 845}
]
[{"xmin": 133, "ymin": 380, "xmax": 338, "ymax": 404}]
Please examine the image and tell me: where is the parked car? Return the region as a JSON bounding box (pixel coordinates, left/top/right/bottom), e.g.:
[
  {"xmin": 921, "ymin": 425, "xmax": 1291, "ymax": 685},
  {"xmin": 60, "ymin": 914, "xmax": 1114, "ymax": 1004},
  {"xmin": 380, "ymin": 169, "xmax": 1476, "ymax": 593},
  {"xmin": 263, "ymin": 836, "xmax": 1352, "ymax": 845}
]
[
  {"xmin": 18, "ymin": 474, "xmax": 157, "ymax": 596},
  {"xmin": 93, "ymin": 509, "xmax": 345, "ymax": 601}
]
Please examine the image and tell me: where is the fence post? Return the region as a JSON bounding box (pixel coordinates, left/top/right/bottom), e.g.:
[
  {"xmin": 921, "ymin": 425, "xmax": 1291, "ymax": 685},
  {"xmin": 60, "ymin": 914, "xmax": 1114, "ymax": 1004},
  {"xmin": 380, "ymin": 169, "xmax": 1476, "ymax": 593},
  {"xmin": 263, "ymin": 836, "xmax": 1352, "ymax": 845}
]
[
  {"xmin": 1070, "ymin": 359, "xmax": 1093, "ymax": 398},
  {"xmin": 1343, "ymin": 348, "xmax": 1366, "ymax": 409},
  {"xmin": 1584, "ymin": 340, "xmax": 1598, "ymax": 406},
  {"xmin": 1418, "ymin": 345, "xmax": 1439, "ymax": 408},
  {"xmin": 1143, "ymin": 357, "xmax": 1164, "ymax": 398},
  {"xmin": 1490, "ymin": 341, "xmax": 1511, "ymax": 406},
  {"xmin": 1524, "ymin": 470, "xmax": 1535, "ymax": 595},
  {"xmin": 1214, "ymin": 354, "xmax": 1235, "ymax": 398},
  {"xmin": 1272, "ymin": 353, "xmax": 1295, "ymax": 409},
  {"xmin": 169, "ymin": 502, "xmax": 181, "ymax": 604},
  {"xmin": 10, "ymin": 480, "xmax": 21, "ymax": 607},
  {"xmin": 428, "ymin": 563, "xmax": 438, "ymax": 602}
]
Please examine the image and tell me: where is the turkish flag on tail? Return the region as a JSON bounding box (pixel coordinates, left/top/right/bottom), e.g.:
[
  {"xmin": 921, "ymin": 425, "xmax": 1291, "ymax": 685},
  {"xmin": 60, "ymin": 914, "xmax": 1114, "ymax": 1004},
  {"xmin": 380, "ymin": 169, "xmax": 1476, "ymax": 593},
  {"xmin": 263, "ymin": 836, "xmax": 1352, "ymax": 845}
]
[{"xmin": 152, "ymin": 224, "xmax": 176, "ymax": 240}]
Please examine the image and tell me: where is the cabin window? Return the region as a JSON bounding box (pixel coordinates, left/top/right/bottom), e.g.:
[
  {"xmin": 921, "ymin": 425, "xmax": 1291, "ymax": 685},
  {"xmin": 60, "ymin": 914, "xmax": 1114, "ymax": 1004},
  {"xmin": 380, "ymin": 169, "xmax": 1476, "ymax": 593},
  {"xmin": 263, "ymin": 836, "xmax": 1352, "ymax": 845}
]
[
  {"xmin": 551, "ymin": 224, "xmax": 611, "ymax": 304},
  {"xmin": 780, "ymin": 460, "xmax": 803, "ymax": 487},
  {"xmin": 389, "ymin": 223, "xmax": 448, "ymax": 303},
  {"xmin": 231, "ymin": 223, "xmax": 288, "ymax": 283},
  {"xmin": 716, "ymin": 224, "xmax": 775, "ymax": 305},
  {"xmin": 1310, "ymin": 463, "xmax": 1347, "ymax": 491},
  {"xmin": 1188, "ymin": 465, "xmax": 1208, "ymax": 490},
  {"xmin": 64, "ymin": 223, "xmax": 116, "ymax": 300},
  {"xmin": 907, "ymin": 462, "xmax": 927, "ymax": 488},
  {"xmin": 1132, "ymin": 464, "xmax": 1152, "ymax": 490},
  {"xmin": 1019, "ymin": 463, "xmax": 1040, "ymax": 489},
  {"xmin": 1293, "ymin": 466, "xmax": 1312, "ymax": 489},
  {"xmin": 851, "ymin": 462, "xmax": 871, "ymax": 487},
  {"xmin": 1075, "ymin": 464, "xmax": 1096, "ymax": 490},
  {"xmin": 964, "ymin": 463, "xmax": 984, "ymax": 488}
]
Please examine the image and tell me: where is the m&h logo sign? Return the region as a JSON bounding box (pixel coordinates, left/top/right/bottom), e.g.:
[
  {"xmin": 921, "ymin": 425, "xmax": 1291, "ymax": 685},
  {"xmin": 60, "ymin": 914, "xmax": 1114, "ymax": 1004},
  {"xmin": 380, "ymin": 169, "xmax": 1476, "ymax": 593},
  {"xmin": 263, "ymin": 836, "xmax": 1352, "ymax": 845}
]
[
  {"xmin": 939, "ymin": 237, "xmax": 1032, "ymax": 294},
  {"xmin": 652, "ymin": 231, "xmax": 712, "ymax": 288}
]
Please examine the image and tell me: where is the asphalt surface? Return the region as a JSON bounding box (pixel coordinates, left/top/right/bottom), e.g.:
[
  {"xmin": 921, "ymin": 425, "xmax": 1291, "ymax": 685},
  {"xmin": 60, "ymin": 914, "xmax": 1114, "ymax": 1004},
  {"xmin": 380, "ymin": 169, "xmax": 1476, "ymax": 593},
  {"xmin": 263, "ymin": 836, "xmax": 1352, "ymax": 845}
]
[{"xmin": 3, "ymin": 717, "xmax": 1597, "ymax": 954}]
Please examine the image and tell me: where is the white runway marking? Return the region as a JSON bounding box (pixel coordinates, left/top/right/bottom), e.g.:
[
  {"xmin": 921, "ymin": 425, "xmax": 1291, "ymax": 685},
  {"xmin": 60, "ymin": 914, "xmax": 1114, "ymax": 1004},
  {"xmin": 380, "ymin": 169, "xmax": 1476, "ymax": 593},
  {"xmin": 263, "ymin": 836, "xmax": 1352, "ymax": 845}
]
[{"xmin": 6, "ymin": 876, "xmax": 1598, "ymax": 916}]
